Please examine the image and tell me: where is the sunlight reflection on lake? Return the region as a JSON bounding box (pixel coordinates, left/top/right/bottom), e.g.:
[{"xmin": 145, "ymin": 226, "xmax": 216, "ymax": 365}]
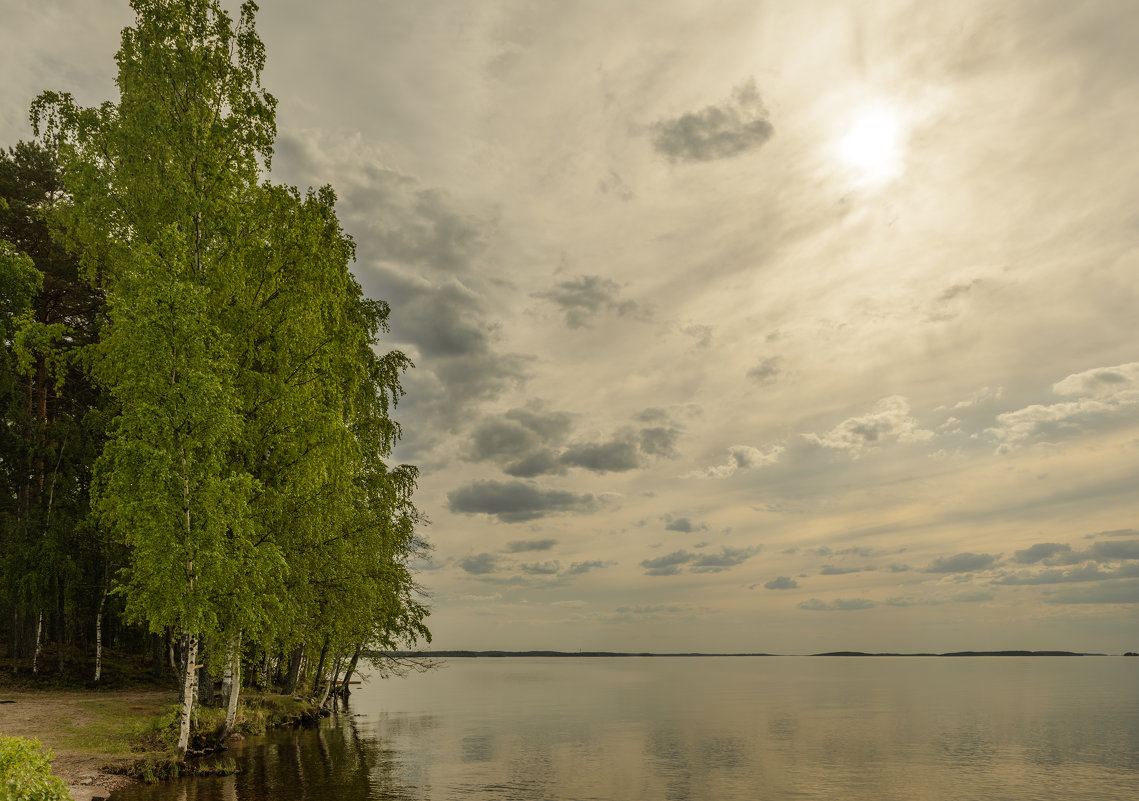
[{"xmin": 109, "ymin": 656, "xmax": 1139, "ymax": 801}]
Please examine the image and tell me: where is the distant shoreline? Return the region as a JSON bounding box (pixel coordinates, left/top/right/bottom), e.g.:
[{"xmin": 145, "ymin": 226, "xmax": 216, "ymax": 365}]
[{"xmin": 376, "ymin": 649, "xmax": 1114, "ymax": 658}]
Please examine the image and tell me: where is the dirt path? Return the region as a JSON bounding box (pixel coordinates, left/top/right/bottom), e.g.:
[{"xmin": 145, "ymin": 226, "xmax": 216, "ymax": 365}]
[{"xmin": 0, "ymin": 688, "xmax": 174, "ymax": 800}]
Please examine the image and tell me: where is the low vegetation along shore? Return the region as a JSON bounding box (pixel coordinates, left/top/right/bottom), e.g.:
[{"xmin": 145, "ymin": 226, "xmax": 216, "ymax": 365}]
[{"xmin": 0, "ymin": 652, "xmax": 324, "ymax": 801}]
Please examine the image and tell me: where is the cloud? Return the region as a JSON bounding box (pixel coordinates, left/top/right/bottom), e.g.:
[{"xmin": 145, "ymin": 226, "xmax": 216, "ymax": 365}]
[
  {"xmin": 466, "ymin": 401, "xmax": 575, "ymax": 464},
  {"xmin": 764, "ymin": 576, "xmax": 799, "ymax": 590},
  {"xmin": 458, "ymin": 553, "xmax": 504, "ymax": 575},
  {"xmin": 448, "ymin": 480, "xmax": 599, "ymax": 523},
  {"xmin": 798, "ymin": 598, "xmax": 876, "ymax": 612},
  {"xmin": 505, "ymin": 538, "xmax": 559, "ymax": 553},
  {"xmin": 1013, "ymin": 542, "xmax": 1072, "ymax": 564},
  {"xmin": 468, "ymin": 404, "xmax": 679, "ymax": 477},
  {"xmin": 923, "ymin": 552, "xmax": 998, "ymax": 574},
  {"xmin": 563, "ymin": 560, "xmax": 610, "ymax": 576},
  {"xmin": 747, "ymin": 357, "xmax": 783, "ymax": 386},
  {"xmin": 690, "ymin": 444, "xmax": 784, "ymax": 479},
  {"xmin": 1089, "ymin": 539, "xmax": 1139, "ymax": 560},
  {"xmin": 690, "ymin": 545, "xmax": 761, "ymax": 573},
  {"xmin": 560, "ymin": 433, "xmax": 643, "ymax": 473},
  {"xmin": 663, "ymin": 515, "xmax": 705, "ymax": 533},
  {"xmin": 504, "ymin": 450, "xmax": 566, "ymax": 478},
  {"xmin": 639, "ymin": 426, "xmax": 681, "ymax": 458},
  {"xmin": 994, "ymin": 563, "xmax": 1139, "ymax": 585},
  {"xmin": 519, "ymin": 560, "xmax": 561, "ymax": 575},
  {"xmin": 988, "ymin": 361, "xmax": 1139, "ymax": 447},
  {"xmin": 651, "ymin": 79, "xmax": 774, "ymax": 163},
  {"xmin": 1052, "ymin": 362, "xmax": 1139, "ymax": 399},
  {"xmin": 1087, "ymin": 528, "xmax": 1139, "ymax": 539},
  {"xmin": 640, "ymin": 550, "xmax": 694, "ymax": 576},
  {"xmin": 802, "ymin": 396, "xmax": 933, "ymax": 455},
  {"xmin": 533, "ymin": 274, "xmax": 643, "ymax": 329},
  {"xmin": 1045, "ymin": 580, "xmax": 1139, "ymax": 605},
  {"xmin": 819, "ymin": 565, "xmax": 863, "ymax": 575}
]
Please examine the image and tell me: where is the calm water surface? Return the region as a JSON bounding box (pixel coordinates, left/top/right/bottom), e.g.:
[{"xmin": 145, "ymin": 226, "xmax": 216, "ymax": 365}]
[{"xmin": 110, "ymin": 657, "xmax": 1139, "ymax": 800}]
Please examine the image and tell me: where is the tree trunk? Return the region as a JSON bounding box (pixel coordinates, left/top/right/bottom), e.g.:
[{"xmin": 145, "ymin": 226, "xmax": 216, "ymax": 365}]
[
  {"xmin": 220, "ymin": 630, "xmax": 242, "ymax": 740},
  {"xmin": 340, "ymin": 647, "xmax": 361, "ymax": 699},
  {"xmin": 177, "ymin": 633, "xmax": 198, "ymax": 758},
  {"xmin": 310, "ymin": 636, "xmax": 329, "ymax": 697},
  {"xmin": 55, "ymin": 575, "xmax": 65, "ymax": 674},
  {"xmin": 198, "ymin": 635, "xmax": 214, "ymax": 706},
  {"xmin": 32, "ymin": 611, "xmax": 43, "ymax": 674},
  {"xmin": 318, "ymin": 650, "xmax": 342, "ymax": 709},
  {"xmin": 9, "ymin": 607, "xmax": 18, "ymax": 673},
  {"xmin": 282, "ymin": 642, "xmax": 304, "ymax": 695},
  {"xmin": 167, "ymin": 627, "xmax": 177, "ymax": 674},
  {"xmin": 220, "ymin": 636, "xmax": 234, "ymax": 702},
  {"xmin": 94, "ymin": 587, "xmax": 108, "ymax": 682}
]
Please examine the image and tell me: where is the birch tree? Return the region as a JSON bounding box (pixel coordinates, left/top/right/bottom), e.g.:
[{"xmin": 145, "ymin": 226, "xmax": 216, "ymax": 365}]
[{"xmin": 33, "ymin": 0, "xmax": 275, "ymax": 757}]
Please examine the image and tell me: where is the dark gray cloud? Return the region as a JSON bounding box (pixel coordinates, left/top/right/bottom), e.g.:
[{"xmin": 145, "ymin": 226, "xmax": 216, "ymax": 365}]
[
  {"xmin": 505, "ymin": 403, "xmax": 576, "ymax": 441},
  {"xmin": 505, "ymin": 538, "xmax": 559, "ymax": 553},
  {"xmin": 466, "ymin": 405, "xmax": 677, "ymax": 477},
  {"xmin": 764, "ymin": 576, "xmax": 799, "ymax": 590},
  {"xmin": 798, "ymin": 598, "xmax": 876, "ymax": 612},
  {"xmin": 504, "ymin": 450, "xmax": 566, "ymax": 478},
  {"xmin": 448, "ymin": 480, "xmax": 599, "ymax": 523},
  {"xmin": 640, "ymin": 550, "xmax": 694, "ymax": 576},
  {"xmin": 639, "ymin": 426, "xmax": 680, "ymax": 458},
  {"xmin": 664, "ymin": 515, "xmax": 705, "ymax": 533},
  {"xmin": 533, "ymin": 274, "xmax": 643, "ymax": 329},
  {"xmin": 690, "ymin": 546, "xmax": 761, "ymax": 573},
  {"xmin": 923, "ymin": 553, "xmax": 998, "ymax": 574},
  {"xmin": 747, "ymin": 357, "xmax": 783, "ymax": 386},
  {"xmin": 458, "ymin": 553, "xmax": 504, "ymax": 575},
  {"xmin": 1089, "ymin": 539, "xmax": 1139, "ymax": 560},
  {"xmin": 560, "ymin": 434, "xmax": 642, "ymax": 473},
  {"xmin": 465, "ymin": 402, "xmax": 575, "ymax": 463},
  {"xmin": 995, "ymin": 563, "xmax": 1139, "ymax": 585},
  {"xmin": 563, "ymin": 560, "xmax": 610, "ymax": 576},
  {"xmin": 1045, "ymin": 580, "xmax": 1139, "ymax": 605},
  {"xmin": 633, "ymin": 407, "xmax": 669, "ymax": 423},
  {"xmin": 1013, "ymin": 542, "xmax": 1072, "ymax": 564},
  {"xmin": 651, "ymin": 79, "xmax": 774, "ymax": 163},
  {"xmin": 519, "ymin": 560, "xmax": 561, "ymax": 575},
  {"xmin": 1088, "ymin": 528, "xmax": 1139, "ymax": 539},
  {"xmin": 466, "ymin": 418, "xmax": 543, "ymax": 462},
  {"xmin": 819, "ymin": 565, "xmax": 864, "ymax": 575}
]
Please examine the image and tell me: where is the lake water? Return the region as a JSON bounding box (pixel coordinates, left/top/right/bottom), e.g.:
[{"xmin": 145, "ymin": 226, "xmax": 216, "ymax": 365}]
[{"xmin": 109, "ymin": 656, "xmax": 1139, "ymax": 801}]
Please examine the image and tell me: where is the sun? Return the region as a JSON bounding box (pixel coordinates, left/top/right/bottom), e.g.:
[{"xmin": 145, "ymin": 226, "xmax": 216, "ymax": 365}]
[{"xmin": 835, "ymin": 105, "xmax": 904, "ymax": 187}]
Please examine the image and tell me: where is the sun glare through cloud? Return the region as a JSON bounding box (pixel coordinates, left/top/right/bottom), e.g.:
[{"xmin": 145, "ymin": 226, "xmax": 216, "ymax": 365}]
[{"xmin": 835, "ymin": 104, "xmax": 904, "ymax": 187}]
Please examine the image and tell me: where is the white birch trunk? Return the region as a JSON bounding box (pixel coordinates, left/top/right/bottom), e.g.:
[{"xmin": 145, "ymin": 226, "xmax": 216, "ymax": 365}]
[
  {"xmin": 318, "ymin": 651, "xmax": 342, "ymax": 709},
  {"xmin": 94, "ymin": 588, "xmax": 108, "ymax": 682},
  {"xmin": 177, "ymin": 633, "xmax": 198, "ymax": 758},
  {"xmin": 32, "ymin": 611, "xmax": 43, "ymax": 674},
  {"xmin": 221, "ymin": 630, "xmax": 242, "ymax": 739}
]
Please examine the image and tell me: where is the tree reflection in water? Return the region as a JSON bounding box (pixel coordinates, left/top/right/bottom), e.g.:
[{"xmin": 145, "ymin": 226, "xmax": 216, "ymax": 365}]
[{"xmin": 108, "ymin": 705, "xmax": 417, "ymax": 801}]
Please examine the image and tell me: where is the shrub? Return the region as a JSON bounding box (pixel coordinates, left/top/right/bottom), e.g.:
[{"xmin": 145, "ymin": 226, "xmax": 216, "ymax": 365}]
[{"xmin": 0, "ymin": 736, "xmax": 72, "ymax": 801}]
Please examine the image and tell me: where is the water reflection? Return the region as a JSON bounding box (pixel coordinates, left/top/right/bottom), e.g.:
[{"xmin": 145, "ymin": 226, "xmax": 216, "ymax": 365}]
[
  {"xmin": 110, "ymin": 657, "xmax": 1139, "ymax": 801},
  {"xmin": 109, "ymin": 711, "xmax": 414, "ymax": 801}
]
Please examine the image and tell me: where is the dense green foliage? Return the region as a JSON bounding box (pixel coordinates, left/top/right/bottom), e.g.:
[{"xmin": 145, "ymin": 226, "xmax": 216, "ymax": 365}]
[
  {"xmin": 1, "ymin": 0, "xmax": 428, "ymax": 757},
  {"xmin": 0, "ymin": 737, "xmax": 72, "ymax": 801}
]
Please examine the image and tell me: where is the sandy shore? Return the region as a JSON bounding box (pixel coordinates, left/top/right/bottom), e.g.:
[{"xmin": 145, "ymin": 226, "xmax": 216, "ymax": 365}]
[{"xmin": 0, "ymin": 687, "xmax": 173, "ymax": 800}]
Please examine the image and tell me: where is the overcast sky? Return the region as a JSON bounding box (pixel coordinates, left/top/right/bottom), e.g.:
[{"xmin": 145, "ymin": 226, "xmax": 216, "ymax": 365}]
[{"xmin": 3, "ymin": 0, "xmax": 1138, "ymax": 654}]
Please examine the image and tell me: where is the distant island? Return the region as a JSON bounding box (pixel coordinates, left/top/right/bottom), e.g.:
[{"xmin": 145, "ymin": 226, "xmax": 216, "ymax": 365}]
[
  {"xmin": 377, "ymin": 649, "xmax": 1112, "ymax": 658},
  {"xmin": 811, "ymin": 650, "xmax": 1103, "ymax": 657}
]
